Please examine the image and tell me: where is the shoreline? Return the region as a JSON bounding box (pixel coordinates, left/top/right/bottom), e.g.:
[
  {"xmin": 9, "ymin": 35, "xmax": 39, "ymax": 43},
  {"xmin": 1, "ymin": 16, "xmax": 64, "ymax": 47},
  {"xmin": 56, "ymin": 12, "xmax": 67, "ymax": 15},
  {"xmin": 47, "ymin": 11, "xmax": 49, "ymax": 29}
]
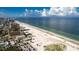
[{"xmin": 16, "ymin": 20, "xmax": 79, "ymax": 51}]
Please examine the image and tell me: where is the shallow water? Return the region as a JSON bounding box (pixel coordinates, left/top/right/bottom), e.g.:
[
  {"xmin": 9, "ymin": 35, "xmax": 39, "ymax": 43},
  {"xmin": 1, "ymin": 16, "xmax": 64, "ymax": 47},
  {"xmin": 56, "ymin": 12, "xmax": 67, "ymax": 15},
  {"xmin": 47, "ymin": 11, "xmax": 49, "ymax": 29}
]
[{"xmin": 16, "ymin": 16, "xmax": 79, "ymax": 41}]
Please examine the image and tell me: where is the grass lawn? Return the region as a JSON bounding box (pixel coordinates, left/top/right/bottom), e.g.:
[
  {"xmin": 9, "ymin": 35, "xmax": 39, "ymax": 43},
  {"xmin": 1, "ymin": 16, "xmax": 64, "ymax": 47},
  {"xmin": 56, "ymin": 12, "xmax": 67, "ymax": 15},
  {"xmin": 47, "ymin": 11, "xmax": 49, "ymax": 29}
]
[{"xmin": 44, "ymin": 44, "xmax": 66, "ymax": 51}]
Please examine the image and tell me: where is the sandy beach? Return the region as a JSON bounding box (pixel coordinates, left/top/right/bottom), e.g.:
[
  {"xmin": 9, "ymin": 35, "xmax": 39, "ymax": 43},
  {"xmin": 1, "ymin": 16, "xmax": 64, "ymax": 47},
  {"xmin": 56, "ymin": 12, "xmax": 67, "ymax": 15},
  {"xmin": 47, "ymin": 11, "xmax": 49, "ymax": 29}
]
[{"xmin": 16, "ymin": 21, "xmax": 79, "ymax": 51}]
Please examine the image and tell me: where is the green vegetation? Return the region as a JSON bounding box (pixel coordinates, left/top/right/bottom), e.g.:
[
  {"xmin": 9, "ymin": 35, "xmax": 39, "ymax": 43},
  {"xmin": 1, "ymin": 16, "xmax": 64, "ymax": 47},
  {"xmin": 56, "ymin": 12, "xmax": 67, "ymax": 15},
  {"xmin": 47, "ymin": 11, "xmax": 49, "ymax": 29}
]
[
  {"xmin": 44, "ymin": 44, "xmax": 66, "ymax": 51},
  {"xmin": 5, "ymin": 46, "xmax": 21, "ymax": 51},
  {"xmin": 0, "ymin": 45, "xmax": 6, "ymax": 51},
  {"xmin": 0, "ymin": 44, "xmax": 21, "ymax": 51}
]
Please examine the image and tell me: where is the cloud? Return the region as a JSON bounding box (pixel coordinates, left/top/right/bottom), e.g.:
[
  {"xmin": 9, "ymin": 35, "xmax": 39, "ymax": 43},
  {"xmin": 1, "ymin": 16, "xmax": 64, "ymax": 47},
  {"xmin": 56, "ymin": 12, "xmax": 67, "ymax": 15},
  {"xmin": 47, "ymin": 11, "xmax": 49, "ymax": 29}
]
[
  {"xmin": 48, "ymin": 7, "xmax": 77, "ymax": 16},
  {"xmin": 22, "ymin": 8, "xmax": 42, "ymax": 17},
  {"xmin": 41, "ymin": 9, "xmax": 48, "ymax": 16},
  {"xmin": 18, "ymin": 7, "xmax": 78, "ymax": 17}
]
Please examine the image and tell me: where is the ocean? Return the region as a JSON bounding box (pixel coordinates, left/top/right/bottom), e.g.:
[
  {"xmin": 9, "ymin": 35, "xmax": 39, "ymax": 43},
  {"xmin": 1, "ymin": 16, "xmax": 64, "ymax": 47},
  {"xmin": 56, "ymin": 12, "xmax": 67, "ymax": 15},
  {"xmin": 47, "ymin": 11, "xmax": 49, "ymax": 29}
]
[{"xmin": 16, "ymin": 16, "xmax": 79, "ymax": 41}]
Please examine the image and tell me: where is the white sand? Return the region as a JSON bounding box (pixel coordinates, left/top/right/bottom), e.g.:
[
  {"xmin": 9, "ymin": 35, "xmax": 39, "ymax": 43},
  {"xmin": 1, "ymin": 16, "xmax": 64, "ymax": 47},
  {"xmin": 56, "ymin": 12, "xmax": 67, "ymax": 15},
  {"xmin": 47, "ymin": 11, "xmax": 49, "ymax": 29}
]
[{"xmin": 16, "ymin": 21, "xmax": 79, "ymax": 51}]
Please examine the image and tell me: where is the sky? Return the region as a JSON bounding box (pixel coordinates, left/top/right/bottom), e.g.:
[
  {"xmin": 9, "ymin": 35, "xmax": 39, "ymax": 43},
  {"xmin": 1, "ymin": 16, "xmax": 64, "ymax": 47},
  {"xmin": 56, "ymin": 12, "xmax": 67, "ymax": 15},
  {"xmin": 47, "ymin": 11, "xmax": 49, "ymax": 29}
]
[
  {"xmin": 0, "ymin": 7, "xmax": 50, "ymax": 13},
  {"xmin": 0, "ymin": 7, "xmax": 50, "ymax": 17},
  {"xmin": 0, "ymin": 7, "xmax": 79, "ymax": 17}
]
